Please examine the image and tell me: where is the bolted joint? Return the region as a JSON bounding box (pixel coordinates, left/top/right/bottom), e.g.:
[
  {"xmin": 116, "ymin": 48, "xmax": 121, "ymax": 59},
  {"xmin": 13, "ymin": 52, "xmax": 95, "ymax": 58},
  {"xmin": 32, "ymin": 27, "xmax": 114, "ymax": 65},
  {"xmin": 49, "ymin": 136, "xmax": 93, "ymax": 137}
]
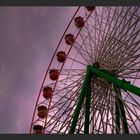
[{"xmin": 92, "ymin": 62, "xmax": 100, "ymax": 69}]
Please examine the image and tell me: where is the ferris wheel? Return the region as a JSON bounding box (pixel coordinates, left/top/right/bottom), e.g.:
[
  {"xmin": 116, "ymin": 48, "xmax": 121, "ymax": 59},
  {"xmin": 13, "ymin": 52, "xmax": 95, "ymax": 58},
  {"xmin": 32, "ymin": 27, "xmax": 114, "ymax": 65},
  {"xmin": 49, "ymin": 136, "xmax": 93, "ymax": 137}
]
[{"xmin": 29, "ymin": 6, "xmax": 140, "ymax": 134}]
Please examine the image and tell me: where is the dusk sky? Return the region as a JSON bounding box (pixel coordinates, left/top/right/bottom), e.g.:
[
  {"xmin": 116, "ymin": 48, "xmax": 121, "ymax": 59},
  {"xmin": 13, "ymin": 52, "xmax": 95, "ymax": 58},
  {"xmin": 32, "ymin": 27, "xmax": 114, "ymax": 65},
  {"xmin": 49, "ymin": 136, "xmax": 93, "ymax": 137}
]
[{"xmin": 0, "ymin": 6, "xmax": 77, "ymax": 133}]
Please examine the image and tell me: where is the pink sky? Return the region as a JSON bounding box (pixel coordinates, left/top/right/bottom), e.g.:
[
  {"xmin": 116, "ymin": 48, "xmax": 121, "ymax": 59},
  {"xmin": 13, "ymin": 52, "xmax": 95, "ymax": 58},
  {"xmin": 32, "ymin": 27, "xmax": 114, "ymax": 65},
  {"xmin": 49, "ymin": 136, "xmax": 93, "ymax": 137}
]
[{"xmin": 0, "ymin": 6, "xmax": 77, "ymax": 133}]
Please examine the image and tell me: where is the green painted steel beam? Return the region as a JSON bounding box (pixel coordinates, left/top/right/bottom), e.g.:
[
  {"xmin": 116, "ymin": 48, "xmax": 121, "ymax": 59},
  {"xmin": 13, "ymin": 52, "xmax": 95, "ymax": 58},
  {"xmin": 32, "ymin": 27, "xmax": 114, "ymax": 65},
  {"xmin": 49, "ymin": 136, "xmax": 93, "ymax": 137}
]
[
  {"xmin": 115, "ymin": 96, "xmax": 121, "ymax": 134},
  {"xmin": 69, "ymin": 67, "xmax": 90, "ymax": 134},
  {"xmin": 114, "ymin": 86, "xmax": 129, "ymax": 134},
  {"xmin": 88, "ymin": 65, "xmax": 140, "ymax": 97},
  {"xmin": 114, "ymin": 87, "xmax": 129, "ymax": 133},
  {"xmin": 84, "ymin": 74, "xmax": 92, "ymax": 134}
]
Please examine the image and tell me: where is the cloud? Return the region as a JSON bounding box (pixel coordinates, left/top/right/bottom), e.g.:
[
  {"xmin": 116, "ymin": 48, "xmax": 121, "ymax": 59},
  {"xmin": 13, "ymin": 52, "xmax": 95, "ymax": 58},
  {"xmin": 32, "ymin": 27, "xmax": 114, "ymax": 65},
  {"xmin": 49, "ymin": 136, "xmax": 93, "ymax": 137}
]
[{"xmin": 0, "ymin": 6, "xmax": 77, "ymax": 133}]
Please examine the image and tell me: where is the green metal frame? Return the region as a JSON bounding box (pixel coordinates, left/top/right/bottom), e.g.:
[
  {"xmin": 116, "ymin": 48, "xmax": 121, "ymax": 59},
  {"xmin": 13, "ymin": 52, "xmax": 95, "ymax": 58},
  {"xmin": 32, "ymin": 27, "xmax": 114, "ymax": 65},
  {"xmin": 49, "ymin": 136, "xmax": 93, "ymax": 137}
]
[
  {"xmin": 69, "ymin": 65, "xmax": 140, "ymax": 134},
  {"xmin": 114, "ymin": 86, "xmax": 129, "ymax": 133},
  {"xmin": 69, "ymin": 66, "xmax": 92, "ymax": 134},
  {"xmin": 84, "ymin": 72, "xmax": 92, "ymax": 134},
  {"xmin": 89, "ymin": 65, "xmax": 140, "ymax": 97}
]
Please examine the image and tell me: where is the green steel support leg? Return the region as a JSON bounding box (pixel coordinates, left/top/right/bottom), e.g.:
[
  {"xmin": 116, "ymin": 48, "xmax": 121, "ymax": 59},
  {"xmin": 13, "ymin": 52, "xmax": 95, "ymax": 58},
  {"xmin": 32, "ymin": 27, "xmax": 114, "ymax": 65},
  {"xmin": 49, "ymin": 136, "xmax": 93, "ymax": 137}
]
[
  {"xmin": 114, "ymin": 87, "xmax": 129, "ymax": 133},
  {"xmin": 69, "ymin": 68, "xmax": 90, "ymax": 134},
  {"xmin": 84, "ymin": 74, "xmax": 92, "ymax": 134},
  {"xmin": 115, "ymin": 94, "xmax": 121, "ymax": 134}
]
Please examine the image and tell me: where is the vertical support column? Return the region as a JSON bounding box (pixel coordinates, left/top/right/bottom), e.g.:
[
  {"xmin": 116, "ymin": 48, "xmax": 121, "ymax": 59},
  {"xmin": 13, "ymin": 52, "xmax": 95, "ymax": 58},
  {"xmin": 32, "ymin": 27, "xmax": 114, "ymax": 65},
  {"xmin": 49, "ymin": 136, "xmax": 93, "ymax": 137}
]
[
  {"xmin": 69, "ymin": 67, "xmax": 90, "ymax": 134},
  {"xmin": 84, "ymin": 73, "xmax": 92, "ymax": 134},
  {"xmin": 114, "ymin": 86, "xmax": 129, "ymax": 134},
  {"xmin": 115, "ymin": 87, "xmax": 121, "ymax": 133}
]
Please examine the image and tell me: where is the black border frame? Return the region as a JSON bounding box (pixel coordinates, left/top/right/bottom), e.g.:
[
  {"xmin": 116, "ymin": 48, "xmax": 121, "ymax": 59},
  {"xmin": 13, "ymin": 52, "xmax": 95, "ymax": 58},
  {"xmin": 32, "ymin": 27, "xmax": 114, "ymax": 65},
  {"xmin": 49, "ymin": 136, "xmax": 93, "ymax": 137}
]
[
  {"xmin": 0, "ymin": 1, "xmax": 140, "ymax": 140},
  {"xmin": 0, "ymin": 134, "xmax": 140, "ymax": 139},
  {"xmin": 0, "ymin": 0, "xmax": 139, "ymax": 6}
]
